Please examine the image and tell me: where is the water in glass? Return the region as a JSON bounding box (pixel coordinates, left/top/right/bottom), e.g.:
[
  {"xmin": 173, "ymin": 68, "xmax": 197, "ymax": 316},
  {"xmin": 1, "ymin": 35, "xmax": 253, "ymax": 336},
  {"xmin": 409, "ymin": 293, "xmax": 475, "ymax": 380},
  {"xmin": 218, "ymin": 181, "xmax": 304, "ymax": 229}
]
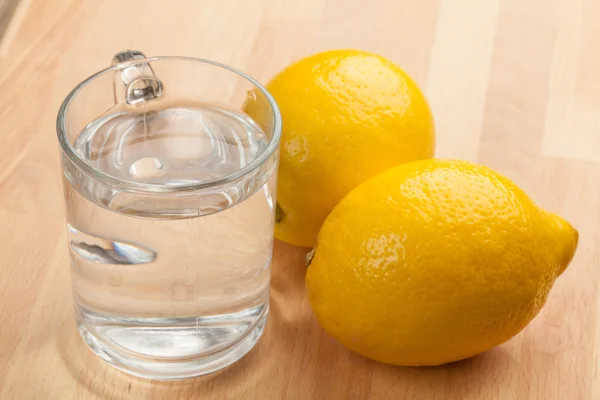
[{"xmin": 63, "ymin": 104, "xmax": 275, "ymax": 378}]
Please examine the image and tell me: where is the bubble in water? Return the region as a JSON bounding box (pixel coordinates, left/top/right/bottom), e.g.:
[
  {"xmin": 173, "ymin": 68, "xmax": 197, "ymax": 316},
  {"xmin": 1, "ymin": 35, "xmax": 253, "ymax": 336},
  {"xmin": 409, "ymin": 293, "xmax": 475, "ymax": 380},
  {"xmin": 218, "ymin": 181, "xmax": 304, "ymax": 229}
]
[
  {"xmin": 129, "ymin": 157, "xmax": 164, "ymax": 179},
  {"xmin": 171, "ymin": 281, "xmax": 195, "ymax": 301}
]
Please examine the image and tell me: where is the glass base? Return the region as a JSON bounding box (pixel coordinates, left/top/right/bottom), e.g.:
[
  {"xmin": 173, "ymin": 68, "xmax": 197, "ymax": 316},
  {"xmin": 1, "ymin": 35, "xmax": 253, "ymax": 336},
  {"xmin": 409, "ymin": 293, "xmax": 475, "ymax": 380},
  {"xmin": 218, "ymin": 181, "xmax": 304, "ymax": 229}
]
[{"xmin": 77, "ymin": 308, "xmax": 268, "ymax": 380}]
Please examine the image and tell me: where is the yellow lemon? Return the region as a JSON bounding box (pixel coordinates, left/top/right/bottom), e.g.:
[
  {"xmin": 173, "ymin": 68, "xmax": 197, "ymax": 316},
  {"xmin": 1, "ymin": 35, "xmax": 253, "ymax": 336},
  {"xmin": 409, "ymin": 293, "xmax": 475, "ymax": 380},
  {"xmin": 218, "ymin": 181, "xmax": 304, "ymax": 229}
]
[
  {"xmin": 245, "ymin": 49, "xmax": 435, "ymax": 247},
  {"xmin": 306, "ymin": 159, "xmax": 578, "ymax": 366}
]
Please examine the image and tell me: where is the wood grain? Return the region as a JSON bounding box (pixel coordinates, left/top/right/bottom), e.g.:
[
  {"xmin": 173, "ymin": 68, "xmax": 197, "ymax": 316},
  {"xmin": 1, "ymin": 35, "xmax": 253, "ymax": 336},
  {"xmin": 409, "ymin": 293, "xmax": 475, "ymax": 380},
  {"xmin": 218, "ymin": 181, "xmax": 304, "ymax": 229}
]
[
  {"xmin": 0, "ymin": 0, "xmax": 598, "ymax": 399},
  {"xmin": 0, "ymin": 0, "xmax": 20, "ymax": 43}
]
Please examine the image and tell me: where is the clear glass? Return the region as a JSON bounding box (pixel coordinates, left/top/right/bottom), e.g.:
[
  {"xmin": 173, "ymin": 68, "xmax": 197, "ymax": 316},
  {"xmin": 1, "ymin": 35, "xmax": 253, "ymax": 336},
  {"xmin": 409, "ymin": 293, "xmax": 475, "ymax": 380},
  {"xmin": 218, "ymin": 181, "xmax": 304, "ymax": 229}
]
[{"xmin": 57, "ymin": 55, "xmax": 281, "ymax": 379}]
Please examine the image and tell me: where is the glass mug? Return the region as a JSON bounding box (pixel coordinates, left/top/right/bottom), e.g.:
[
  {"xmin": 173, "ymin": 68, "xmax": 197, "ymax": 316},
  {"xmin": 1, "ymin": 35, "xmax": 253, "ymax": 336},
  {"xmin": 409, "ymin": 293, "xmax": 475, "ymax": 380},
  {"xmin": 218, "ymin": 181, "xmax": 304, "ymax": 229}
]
[{"xmin": 56, "ymin": 50, "xmax": 281, "ymax": 379}]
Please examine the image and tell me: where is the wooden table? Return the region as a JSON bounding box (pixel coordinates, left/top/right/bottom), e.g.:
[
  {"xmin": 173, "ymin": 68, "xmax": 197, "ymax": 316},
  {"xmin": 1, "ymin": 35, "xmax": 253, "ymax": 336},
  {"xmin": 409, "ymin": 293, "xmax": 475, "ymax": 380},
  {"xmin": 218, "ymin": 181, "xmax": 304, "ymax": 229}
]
[{"xmin": 0, "ymin": 0, "xmax": 598, "ymax": 399}]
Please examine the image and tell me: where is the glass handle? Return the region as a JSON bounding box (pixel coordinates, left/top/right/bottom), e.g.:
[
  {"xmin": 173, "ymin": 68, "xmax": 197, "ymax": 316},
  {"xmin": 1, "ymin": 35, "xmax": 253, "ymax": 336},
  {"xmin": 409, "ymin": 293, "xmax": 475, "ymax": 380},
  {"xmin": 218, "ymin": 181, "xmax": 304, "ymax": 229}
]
[{"xmin": 112, "ymin": 50, "xmax": 163, "ymax": 105}]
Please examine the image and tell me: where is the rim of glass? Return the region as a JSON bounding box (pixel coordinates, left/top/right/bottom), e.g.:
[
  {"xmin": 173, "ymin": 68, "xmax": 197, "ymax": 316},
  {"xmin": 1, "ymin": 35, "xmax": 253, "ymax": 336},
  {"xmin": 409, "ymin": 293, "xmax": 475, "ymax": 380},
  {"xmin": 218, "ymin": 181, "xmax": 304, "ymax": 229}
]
[{"xmin": 56, "ymin": 56, "xmax": 282, "ymax": 194}]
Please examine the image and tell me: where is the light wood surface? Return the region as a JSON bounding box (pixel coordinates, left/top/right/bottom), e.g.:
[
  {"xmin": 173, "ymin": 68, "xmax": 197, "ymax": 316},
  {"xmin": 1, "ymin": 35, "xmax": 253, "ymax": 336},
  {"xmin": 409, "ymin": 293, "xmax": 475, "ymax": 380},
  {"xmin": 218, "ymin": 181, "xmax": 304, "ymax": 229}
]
[
  {"xmin": 0, "ymin": 0, "xmax": 20, "ymax": 42},
  {"xmin": 0, "ymin": 0, "xmax": 598, "ymax": 399}
]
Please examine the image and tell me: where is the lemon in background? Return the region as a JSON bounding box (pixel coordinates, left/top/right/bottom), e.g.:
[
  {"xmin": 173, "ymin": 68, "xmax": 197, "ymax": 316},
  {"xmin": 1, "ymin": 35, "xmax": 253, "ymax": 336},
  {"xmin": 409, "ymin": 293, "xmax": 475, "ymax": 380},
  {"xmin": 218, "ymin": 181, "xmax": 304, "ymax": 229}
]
[{"xmin": 245, "ymin": 49, "xmax": 435, "ymax": 247}]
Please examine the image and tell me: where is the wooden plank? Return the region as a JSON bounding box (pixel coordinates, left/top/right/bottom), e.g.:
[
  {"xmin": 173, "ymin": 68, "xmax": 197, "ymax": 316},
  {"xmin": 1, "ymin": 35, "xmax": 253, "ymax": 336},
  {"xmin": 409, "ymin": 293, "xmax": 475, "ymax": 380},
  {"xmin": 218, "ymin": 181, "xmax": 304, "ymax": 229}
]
[{"xmin": 0, "ymin": 0, "xmax": 20, "ymax": 43}]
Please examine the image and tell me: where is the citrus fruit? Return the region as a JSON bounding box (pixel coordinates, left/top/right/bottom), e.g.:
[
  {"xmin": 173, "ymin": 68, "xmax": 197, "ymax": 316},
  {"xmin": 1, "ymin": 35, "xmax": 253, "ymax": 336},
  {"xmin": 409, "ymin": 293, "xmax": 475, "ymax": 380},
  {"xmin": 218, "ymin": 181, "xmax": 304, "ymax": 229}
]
[
  {"xmin": 244, "ymin": 49, "xmax": 435, "ymax": 247},
  {"xmin": 306, "ymin": 159, "xmax": 578, "ymax": 366}
]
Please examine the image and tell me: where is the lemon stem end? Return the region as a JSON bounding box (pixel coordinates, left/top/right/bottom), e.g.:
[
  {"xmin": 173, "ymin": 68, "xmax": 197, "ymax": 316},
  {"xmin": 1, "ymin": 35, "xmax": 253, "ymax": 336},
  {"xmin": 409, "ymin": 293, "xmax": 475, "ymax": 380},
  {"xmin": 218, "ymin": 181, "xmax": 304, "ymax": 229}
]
[
  {"xmin": 306, "ymin": 248, "xmax": 316, "ymax": 268},
  {"xmin": 275, "ymin": 203, "xmax": 284, "ymax": 223}
]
